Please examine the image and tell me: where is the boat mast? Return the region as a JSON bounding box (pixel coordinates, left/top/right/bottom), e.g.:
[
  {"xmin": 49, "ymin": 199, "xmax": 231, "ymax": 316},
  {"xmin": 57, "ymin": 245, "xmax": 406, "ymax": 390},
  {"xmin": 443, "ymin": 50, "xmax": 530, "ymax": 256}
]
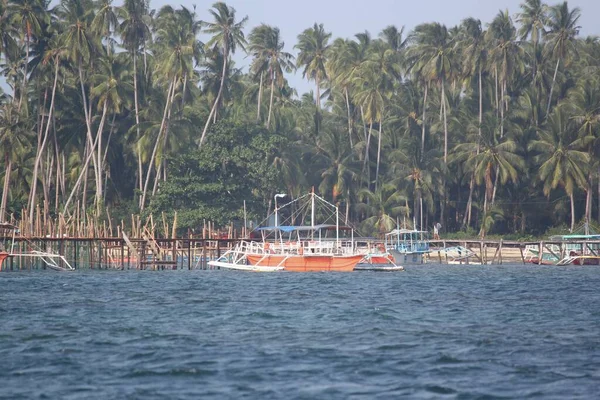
[{"xmin": 311, "ymin": 188, "xmax": 315, "ymax": 241}]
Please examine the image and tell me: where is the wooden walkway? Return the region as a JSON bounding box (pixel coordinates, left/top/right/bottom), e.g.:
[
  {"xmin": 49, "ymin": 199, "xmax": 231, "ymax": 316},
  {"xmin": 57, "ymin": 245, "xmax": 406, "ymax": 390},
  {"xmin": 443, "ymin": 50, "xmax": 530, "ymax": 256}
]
[{"xmin": 1, "ymin": 236, "xmax": 597, "ymax": 270}]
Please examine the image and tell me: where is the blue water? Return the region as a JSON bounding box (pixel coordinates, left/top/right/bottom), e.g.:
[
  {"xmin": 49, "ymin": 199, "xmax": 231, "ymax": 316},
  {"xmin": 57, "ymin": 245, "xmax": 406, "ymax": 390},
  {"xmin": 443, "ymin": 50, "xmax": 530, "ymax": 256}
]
[{"xmin": 1, "ymin": 265, "xmax": 599, "ymax": 399}]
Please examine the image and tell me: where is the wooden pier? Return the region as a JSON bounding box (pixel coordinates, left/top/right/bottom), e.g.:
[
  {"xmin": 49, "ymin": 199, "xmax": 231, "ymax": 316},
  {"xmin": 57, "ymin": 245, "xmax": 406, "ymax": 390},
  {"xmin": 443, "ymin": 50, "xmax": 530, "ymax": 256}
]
[
  {"xmin": 0, "ymin": 236, "xmax": 238, "ymax": 271},
  {"xmin": 2, "ymin": 236, "xmax": 598, "ymax": 271}
]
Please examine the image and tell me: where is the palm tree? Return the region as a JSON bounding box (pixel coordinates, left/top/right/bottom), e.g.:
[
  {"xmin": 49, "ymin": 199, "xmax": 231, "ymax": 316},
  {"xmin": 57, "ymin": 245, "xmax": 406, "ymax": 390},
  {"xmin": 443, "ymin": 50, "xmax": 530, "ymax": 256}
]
[
  {"xmin": 141, "ymin": 5, "xmax": 202, "ymax": 209},
  {"xmin": 199, "ymin": 1, "xmax": 247, "ymax": 146},
  {"xmin": 459, "ymin": 17, "xmax": 487, "ymax": 229},
  {"xmin": 9, "ymin": 0, "xmax": 48, "ymax": 109},
  {"xmin": 544, "ymin": 1, "xmax": 581, "ymax": 116},
  {"xmin": 295, "ymin": 23, "xmax": 331, "ymax": 110},
  {"xmin": 487, "ymin": 10, "xmax": 524, "ymax": 138},
  {"xmin": 406, "ymin": 22, "xmax": 455, "ymax": 164},
  {"xmin": 357, "ymin": 183, "xmax": 407, "ymax": 237},
  {"xmin": 454, "ymin": 114, "xmax": 525, "ymax": 235},
  {"xmin": 56, "ymin": 0, "xmax": 102, "ymax": 217},
  {"xmin": 91, "ymin": 0, "xmax": 118, "ymax": 55},
  {"xmin": 516, "ymin": 0, "xmax": 548, "ymax": 48},
  {"xmin": 0, "ymin": 102, "xmax": 31, "ymax": 220},
  {"xmin": 568, "ymin": 80, "xmax": 600, "ymax": 226},
  {"xmin": 311, "ymin": 126, "xmax": 360, "ymax": 223},
  {"xmin": 247, "ymin": 24, "xmax": 294, "ymax": 129},
  {"xmin": 327, "ymin": 34, "xmax": 371, "ymax": 147},
  {"xmin": 530, "ymin": 107, "xmax": 590, "ymax": 231},
  {"xmin": 117, "ymin": 0, "xmax": 151, "ymax": 199}
]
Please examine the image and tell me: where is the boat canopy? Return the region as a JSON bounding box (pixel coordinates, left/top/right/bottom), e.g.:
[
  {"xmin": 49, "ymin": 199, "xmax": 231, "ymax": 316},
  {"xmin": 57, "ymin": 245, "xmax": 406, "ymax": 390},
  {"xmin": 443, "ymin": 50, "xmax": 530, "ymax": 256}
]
[
  {"xmin": 549, "ymin": 234, "xmax": 600, "ymax": 241},
  {"xmin": 386, "ymin": 229, "xmax": 428, "ymax": 236},
  {"xmin": 257, "ymin": 224, "xmax": 349, "ymax": 233}
]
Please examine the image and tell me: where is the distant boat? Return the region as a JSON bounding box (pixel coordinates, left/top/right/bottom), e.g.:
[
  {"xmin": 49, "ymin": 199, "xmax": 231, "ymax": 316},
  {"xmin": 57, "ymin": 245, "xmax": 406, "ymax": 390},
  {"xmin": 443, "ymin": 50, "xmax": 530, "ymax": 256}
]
[
  {"xmin": 385, "ymin": 229, "xmax": 431, "ymax": 264},
  {"xmin": 524, "ymin": 233, "xmax": 600, "ymax": 266},
  {"xmin": 208, "ymin": 191, "xmax": 363, "ymax": 272},
  {"xmin": 0, "ymin": 223, "xmax": 74, "ymax": 271}
]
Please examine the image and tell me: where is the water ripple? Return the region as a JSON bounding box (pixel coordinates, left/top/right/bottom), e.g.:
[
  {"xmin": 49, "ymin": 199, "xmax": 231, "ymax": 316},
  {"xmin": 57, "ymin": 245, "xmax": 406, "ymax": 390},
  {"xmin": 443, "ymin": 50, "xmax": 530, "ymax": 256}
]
[{"xmin": 1, "ymin": 265, "xmax": 599, "ymax": 399}]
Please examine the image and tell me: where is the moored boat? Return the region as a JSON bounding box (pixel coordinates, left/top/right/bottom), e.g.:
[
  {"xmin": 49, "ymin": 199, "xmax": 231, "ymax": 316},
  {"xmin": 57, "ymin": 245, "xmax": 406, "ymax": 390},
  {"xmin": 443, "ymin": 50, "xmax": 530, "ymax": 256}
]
[
  {"xmin": 386, "ymin": 229, "xmax": 430, "ymax": 264},
  {"xmin": 207, "ymin": 191, "xmax": 363, "ymax": 272},
  {"xmin": 0, "ymin": 223, "xmax": 74, "ymax": 271}
]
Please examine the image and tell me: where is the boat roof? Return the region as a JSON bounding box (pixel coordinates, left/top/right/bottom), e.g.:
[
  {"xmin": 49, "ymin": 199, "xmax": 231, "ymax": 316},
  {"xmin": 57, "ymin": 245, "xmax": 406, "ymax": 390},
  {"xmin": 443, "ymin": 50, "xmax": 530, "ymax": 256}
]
[
  {"xmin": 256, "ymin": 224, "xmax": 351, "ymax": 233},
  {"xmin": 386, "ymin": 229, "xmax": 428, "ymax": 236},
  {"xmin": 549, "ymin": 234, "xmax": 600, "ymax": 240}
]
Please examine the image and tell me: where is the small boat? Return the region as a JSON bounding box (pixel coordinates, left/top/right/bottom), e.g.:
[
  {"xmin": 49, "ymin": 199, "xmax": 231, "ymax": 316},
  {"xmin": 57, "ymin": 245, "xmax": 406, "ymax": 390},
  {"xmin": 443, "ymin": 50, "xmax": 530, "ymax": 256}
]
[
  {"xmin": 525, "ymin": 228, "xmax": 600, "ymax": 266},
  {"xmin": 385, "ymin": 229, "xmax": 431, "ymax": 264},
  {"xmin": 0, "ymin": 223, "xmax": 75, "ymax": 271},
  {"xmin": 355, "ymin": 243, "xmax": 405, "ymax": 271},
  {"xmin": 208, "ymin": 191, "xmax": 363, "ymax": 272}
]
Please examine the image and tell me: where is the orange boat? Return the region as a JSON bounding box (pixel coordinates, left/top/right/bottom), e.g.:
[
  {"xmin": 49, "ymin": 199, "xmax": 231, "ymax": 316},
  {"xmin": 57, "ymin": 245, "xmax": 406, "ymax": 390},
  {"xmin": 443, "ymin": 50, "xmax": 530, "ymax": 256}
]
[
  {"xmin": 208, "ymin": 191, "xmax": 364, "ymax": 272},
  {"xmin": 0, "ymin": 251, "xmax": 8, "ymax": 267},
  {"xmin": 246, "ymin": 253, "xmax": 363, "ymax": 272}
]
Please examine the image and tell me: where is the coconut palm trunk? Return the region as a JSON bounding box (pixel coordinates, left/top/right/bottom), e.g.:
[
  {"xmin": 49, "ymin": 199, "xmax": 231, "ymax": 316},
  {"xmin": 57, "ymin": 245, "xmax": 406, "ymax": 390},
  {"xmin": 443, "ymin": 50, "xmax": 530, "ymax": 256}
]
[
  {"xmin": 256, "ymin": 71, "xmax": 263, "ymax": 122},
  {"xmin": 200, "ymin": 42, "xmax": 229, "ymax": 147},
  {"xmin": 344, "ymin": 87, "xmax": 353, "ymax": 147},
  {"xmin": 267, "ymin": 68, "xmax": 275, "ymax": 129},
  {"xmin": 141, "ymin": 76, "xmax": 176, "ymax": 209},
  {"xmin": 421, "ymin": 84, "xmax": 428, "ymax": 161},
  {"xmin": 29, "ymin": 54, "xmax": 60, "ymax": 222},
  {"xmin": 547, "ymin": 59, "xmax": 560, "ymax": 117},
  {"xmin": 375, "ymin": 120, "xmax": 382, "ymax": 191},
  {"xmin": 0, "ymin": 156, "xmax": 12, "ymax": 220}
]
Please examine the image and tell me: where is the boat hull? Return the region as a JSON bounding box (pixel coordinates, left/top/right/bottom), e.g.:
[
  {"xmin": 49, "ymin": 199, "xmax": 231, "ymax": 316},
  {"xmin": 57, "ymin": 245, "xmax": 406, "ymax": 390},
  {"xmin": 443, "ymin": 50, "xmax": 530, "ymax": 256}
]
[
  {"xmin": 0, "ymin": 252, "xmax": 8, "ymax": 268},
  {"xmin": 246, "ymin": 254, "xmax": 362, "ymax": 272},
  {"xmin": 390, "ymin": 250, "xmax": 427, "ymax": 265}
]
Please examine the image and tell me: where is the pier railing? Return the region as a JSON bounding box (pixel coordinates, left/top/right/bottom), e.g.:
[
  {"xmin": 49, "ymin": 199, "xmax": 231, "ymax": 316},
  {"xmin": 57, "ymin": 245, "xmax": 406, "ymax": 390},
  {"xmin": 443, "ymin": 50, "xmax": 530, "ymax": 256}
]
[{"xmin": 2, "ymin": 236, "xmax": 599, "ymax": 270}]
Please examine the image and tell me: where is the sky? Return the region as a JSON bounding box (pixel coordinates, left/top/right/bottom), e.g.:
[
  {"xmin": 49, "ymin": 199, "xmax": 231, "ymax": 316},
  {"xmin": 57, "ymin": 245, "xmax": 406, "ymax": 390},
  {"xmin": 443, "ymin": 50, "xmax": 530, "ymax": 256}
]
[{"xmin": 147, "ymin": 0, "xmax": 600, "ymax": 96}]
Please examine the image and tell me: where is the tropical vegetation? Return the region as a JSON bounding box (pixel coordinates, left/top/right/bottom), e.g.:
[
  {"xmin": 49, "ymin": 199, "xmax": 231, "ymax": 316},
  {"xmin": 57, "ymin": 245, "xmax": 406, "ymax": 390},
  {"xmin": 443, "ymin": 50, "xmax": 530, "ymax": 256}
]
[{"xmin": 1, "ymin": 0, "xmax": 599, "ymax": 237}]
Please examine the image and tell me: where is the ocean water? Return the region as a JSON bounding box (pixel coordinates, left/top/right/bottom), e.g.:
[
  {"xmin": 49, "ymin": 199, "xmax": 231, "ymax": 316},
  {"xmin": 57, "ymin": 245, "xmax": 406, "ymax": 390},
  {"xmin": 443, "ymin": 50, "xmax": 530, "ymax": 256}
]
[{"xmin": 1, "ymin": 265, "xmax": 599, "ymax": 399}]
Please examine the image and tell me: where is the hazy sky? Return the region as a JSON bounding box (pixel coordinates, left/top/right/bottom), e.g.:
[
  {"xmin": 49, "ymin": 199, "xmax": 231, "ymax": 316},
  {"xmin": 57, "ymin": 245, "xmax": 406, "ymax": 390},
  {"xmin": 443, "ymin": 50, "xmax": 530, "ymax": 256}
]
[{"xmin": 155, "ymin": 0, "xmax": 597, "ymax": 95}]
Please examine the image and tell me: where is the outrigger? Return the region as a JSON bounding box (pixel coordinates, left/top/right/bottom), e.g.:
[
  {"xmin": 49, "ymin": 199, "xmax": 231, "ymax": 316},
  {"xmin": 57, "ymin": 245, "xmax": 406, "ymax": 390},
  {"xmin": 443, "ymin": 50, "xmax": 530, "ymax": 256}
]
[{"xmin": 0, "ymin": 223, "xmax": 74, "ymax": 272}]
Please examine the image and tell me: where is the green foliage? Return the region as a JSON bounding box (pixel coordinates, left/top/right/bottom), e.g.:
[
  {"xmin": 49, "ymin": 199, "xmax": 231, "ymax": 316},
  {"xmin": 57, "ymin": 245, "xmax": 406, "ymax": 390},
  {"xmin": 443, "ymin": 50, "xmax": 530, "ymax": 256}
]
[{"xmin": 146, "ymin": 121, "xmax": 286, "ymax": 229}]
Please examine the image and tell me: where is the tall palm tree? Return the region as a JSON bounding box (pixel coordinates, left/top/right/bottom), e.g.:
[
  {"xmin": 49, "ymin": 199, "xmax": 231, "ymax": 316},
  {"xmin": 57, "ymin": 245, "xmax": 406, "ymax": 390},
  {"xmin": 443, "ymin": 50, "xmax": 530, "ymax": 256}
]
[
  {"xmin": 544, "ymin": 1, "xmax": 581, "ymax": 116},
  {"xmin": 91, "ymin": 0, "xmax": 118, "ymax": 55},
  {"xmin": 141, "ymin": 5, "xmax": 202, "ymax": 209},
  {"xmin": 459, "ymin": 17, "xmax": 487, "ymax": 228},
  {"xmin": 117, "ymin": 0, "xmax": 151, "ymax": 199},
  {"xmin": 248, "ymin": 24, "xmax": 294, "ymax": 129},
  {"xmin": 487, "ymin": 10, "xmax": 523, "ymax": 138},
  {"xmin": 295, "ymin": 23, "xmax": 331, "ymax": 110},
  {"xmin": 56, "ymin": 0, "xmax": 102, "ymax": 217},
  {"xmin": 9, "ymin": 0, "xmax": 48, "ymax": 109},
  {"xmin": 199, "ymin": 1, "xmax": 247, "ymax": 146},
  {"xmin": 327, "ymin": 34, "xmax": 371, "ymax": 147},
  {"xmin": 0, "ymin": 102, "xmax": 31, "ymax": 220},
  {"xmin": 357, "ymin": 183, "xmax": 408, "ymax": 237},
  {"xmin": 454, "ymin": 114, "xmax": 525, "ymax": 234},
  {"xmin": 568, "ymin": 80, "xmax": 600, "ymax": 226},
  {"xmin": 311, "ymin": 126, "xmax": 360, "ymax": 223},
  {"xmin": 530, "ymin": 107, "xmax": 590, "ymax": 231},
  {"xmin": 406, "ymin": 22, "xmax": 455, "ymax": 164},
  {"xmin": 516, "ymin": 0, "xmax": 548, "ymax": 48}
]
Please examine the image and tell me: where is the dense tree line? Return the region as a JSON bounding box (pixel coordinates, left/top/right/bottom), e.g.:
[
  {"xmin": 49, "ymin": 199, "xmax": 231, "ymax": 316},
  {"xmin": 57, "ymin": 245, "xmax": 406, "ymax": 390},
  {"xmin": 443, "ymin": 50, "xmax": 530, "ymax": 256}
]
[{"xmin": 0, "ymin": 0, "xmax": 599, "ymax": 237}]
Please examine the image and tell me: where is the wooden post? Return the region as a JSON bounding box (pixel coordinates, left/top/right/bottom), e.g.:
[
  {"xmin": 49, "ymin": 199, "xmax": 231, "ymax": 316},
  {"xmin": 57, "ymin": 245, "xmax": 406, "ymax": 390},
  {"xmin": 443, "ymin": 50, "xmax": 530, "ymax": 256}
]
[
  {"xmin": 519, "ymin": 245, "xmax": 526, "ymax": 265},
  {"xmin": 172, "ymin": 240, "xmax": 177, "ymax": 270},
  {"xmin": 499, "ymin": 239, "xmax": 503, "ymax": 265},
  {"xmin": 187, "ymin": 240, "xmax": 191, "ymax": 270},
  {"xmin": 480, "ymin": 241, "xmax": 484, "ymax": 265},
  {"xmin": 538, "ymin": 241, "xmax": 543, "ymax": 265}
]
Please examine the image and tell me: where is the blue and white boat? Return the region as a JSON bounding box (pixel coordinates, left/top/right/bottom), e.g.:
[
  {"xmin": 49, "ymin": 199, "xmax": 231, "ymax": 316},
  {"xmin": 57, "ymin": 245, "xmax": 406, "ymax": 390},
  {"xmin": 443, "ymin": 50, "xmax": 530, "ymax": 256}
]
[{"xmin": 385, "ymin": 229, "xmax": 430, "ymax": 264}]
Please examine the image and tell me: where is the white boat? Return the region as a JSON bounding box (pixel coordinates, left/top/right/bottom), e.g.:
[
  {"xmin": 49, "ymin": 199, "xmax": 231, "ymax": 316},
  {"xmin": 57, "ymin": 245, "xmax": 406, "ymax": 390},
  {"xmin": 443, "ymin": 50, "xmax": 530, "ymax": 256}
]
[
  {"xmin": 208, "ymin": 191, "xmax": 363, "ymax": 272},
  {"xmin": 0, "ymin": 223, "xmax": 74, "ymax": 271},
  {"xmin": 385, "ymin": 229, "xmax": 431, "ymax": 264}
]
